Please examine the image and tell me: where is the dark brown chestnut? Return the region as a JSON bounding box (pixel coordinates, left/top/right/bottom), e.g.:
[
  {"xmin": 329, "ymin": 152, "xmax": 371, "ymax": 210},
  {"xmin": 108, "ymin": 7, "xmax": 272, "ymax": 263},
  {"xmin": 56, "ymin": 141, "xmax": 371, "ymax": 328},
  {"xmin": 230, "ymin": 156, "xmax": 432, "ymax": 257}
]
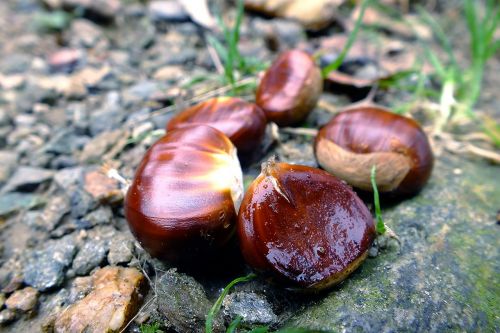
[
  {"xmin": 166, "ymin": 97, "xmax": 267, "ymax": 157},
  {"xmin": 125, "ymin": 125, "xmax": 243, "ymax": 262},
  {"xmin": 237, "ymin": 158, "xmax": 376, "ymax": 290},
  {"xmin": 256, "ymin": 49, "xmax": 323, "ymax": 127},
  {"xmin": 314, "ymin": 105, "xmax": 434, "ymax": 195}
]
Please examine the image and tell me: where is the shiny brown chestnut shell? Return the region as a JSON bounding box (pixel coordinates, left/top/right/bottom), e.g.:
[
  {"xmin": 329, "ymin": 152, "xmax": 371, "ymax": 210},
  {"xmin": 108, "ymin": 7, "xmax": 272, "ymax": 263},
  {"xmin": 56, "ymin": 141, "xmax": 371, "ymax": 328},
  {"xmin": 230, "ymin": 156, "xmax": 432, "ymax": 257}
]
[
  {"xmin": 167, "ymin": 97, "xmax": 267, "ymax": 157},
  {"xmin": 237, "ymin": 159, "xmax": 376, "ymax": 290},
  {"xmin": 125, "ymin": 125, "xmax": 243, "ymax": 262},
  {"xmin": 256, "ymin": 49, "xmax": 323, "ymax": 127},
  {"xmin": 314, "ymin": 105, "xmax": 434, "ymax": 195}
]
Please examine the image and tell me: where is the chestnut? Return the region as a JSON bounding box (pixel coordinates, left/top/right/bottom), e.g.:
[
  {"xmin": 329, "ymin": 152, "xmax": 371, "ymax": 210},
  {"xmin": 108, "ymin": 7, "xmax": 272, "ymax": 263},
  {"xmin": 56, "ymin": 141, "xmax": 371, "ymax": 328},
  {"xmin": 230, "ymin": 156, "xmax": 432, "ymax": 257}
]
[
  {"xmin": 237, "ymin": 158, "xmax": 376, "ymax": 290},
  {"xmin": 167, "ymin": 97, "xmax": 267, "ymax": 158},
  {"xmin": 256, "ymin": 49, "xmax": 323, "ymax": 127},
  {"xmin": 314, "ymin": 105, "xmax": 434, "ymax": 195},
  {"xmin": 125, "ymin": 125, "xmax": 244, "ymax": 262}
]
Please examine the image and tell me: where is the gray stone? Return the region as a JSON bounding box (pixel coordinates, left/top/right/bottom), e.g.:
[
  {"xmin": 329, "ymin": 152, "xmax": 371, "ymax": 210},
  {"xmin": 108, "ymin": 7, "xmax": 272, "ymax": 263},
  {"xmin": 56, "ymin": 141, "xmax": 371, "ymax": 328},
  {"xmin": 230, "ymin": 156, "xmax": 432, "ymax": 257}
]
[
  {"xmin": 124, "ymin": 81, "xmax": 161, "ymax": 102},
  {"xmin": 253, "ymin": 18, "xmax": 305, "ymax": 50},
  {"xmin": 0, "ymin": 193, "xmax": 43, "ymax": 218},
  {"xmin": 1, "ymin": 166, "xmax": 54, "ymax": 193},
  {"xmin": 72, "ymin": 240, "xmax": 107, "ymax": 276},
  {"xmin": 79, "ymin": 205, "xmax": 113, "ymax": 228},
  {"xmin": 156, "ymin": 269, "xmax": 221, "ymax": 333},
  {"xmin": 62, "ymin": 0, "xmax": 121, "ymax": 22},
  {"xmin": 107, "ymin": 236, "xmax": 134, "ymax": 265},
  {"xmin": 70, "ymin": 189, "xmax": 98, "ymax": 219},
  {"xmin": 79, "ymin": 129, "xmax": 124, "ymax": 163},
  {"xmin": 34, "ymin": 195, "xmax": 70, "ymax": 231},
  {"xmin": 23, "ymin": 236, "xmax": 76, "ymax": 291},
  {"xmin": 115, "ymin": 18, "xmax": 156, "ymax": 52},
  {"xmin": 53, "ymin": 166, "xmax": 84, "ymax": 191},
  {"xmin": 0, "ymin": 150, "xmax": 19, "ymax": 185},
  {"xmin": 14, "ymin": 114, "xmax": 36, "ymax": 127},
  {"xmin": 0, "ymin": 110, "xmax": 10, "ymax": 127},
  {"xmin": 87, "ymin": 92, "xmax": 123, "ymax": 136},
  {"xmin": 68, "ymin": 19, "xmax": 104, "ymax": 48},
  {"xmin": 285, "ymin": 154, "xmax": 500, "ymax": 332},
  {"xmin": 223, "ymin": 291, "xmax": 277, "ymax": 325},
  {"xmin": 148, "ymin": 1, "xmax": 189, "ymax": 22},
  {"xmin": 165, "ymin": 48, "xmax": 197, "ymax": 66},
  {"xmin": 272, "ymin": 19, "xmax": 306, "ymax": 47},
  {"xmin": 0, "ymin": 54, "xmax": 31, "ymax": 74},
  {"xmin": 43, "ymin": 130, "xmax": 81, "ymax": 155},
  {"xmin": 51, "ymin": 155, "xmax": 78, "ymax": 169}
]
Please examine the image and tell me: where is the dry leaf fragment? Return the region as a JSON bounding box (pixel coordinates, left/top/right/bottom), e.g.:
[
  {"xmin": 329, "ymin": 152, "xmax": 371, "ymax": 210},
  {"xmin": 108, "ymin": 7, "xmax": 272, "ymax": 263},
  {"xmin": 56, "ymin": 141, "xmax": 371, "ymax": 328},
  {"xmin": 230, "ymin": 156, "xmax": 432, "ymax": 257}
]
[
  {"xmin": 245, "ymin": 0, "xmax": 344, "ymax": 30},
  {"xmin": 349, "ymin": 6, "xmax": 432, "ymax": 40},
  {"xmin": 178, "ymin": 0, "xmax": 217, "ymax": 30},
  {"xmin": 320, "ymin": 34, "xmax": 430, "ymax": 89}
]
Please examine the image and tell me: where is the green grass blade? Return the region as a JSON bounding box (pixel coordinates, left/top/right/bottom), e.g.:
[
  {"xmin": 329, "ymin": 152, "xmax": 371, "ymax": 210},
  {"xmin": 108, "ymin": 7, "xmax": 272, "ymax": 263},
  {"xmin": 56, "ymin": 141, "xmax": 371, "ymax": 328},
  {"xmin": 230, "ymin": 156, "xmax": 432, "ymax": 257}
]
[
  {"xmin": 321, "ymin": 0, "xmax": 371, "ymax": 78},
  {"xmin": 417, "ymin": 6, "xmax": 457, "ymax": 68},
  {"xmin": 482, "ymin": 116, "xmax": 500, "ymax": 148},
  {"xmin": 226, "ymin": 315, "xmax": 243, "ymax": 333},
  {"xmin": 207, "ymin": 35, "xmax": 229, "ymax": 64},
  {"xmin": 464, "ymin": 0, "xmax": 480, "ymax": 59},
  {"xmin": 205, "ymin": 273, "xmax": 257, "ymax": 333},
  {"xmin": 233, "ymin": 0, "xmax": 245, "ymax": 69},
  {"xmin": 486, "ymin": 39, "xmax": 500, "ymax": 59},
  {"xmin": 246, "ymin": 327, "xmax": 270, "ymax": 333},
  {"xmin": 371, "ymin": 166, "xmax": 386, "ymax": 235},
  {"xmin": 423, "ymin": 46, "xmax": 447, "ymax": 80}
]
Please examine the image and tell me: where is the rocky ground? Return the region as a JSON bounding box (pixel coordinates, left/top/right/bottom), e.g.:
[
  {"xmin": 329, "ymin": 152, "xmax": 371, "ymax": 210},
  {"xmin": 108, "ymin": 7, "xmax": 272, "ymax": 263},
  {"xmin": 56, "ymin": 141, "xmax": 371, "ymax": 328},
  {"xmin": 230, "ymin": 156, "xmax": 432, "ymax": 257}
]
[{"xmin": 0, "ymin": 0, "xmax": 498, "ymax": 332}]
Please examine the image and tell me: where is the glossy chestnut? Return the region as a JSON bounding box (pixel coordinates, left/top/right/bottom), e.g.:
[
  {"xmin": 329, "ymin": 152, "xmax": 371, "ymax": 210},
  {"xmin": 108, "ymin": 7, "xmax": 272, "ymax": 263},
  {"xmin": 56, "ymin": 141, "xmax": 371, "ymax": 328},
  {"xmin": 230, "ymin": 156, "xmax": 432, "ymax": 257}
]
[
  {"xmin": 238, "ymin": 159, "xmax": 376, "ymax": 290},
  {"xmin": 166, "ymin": 97, "xmax": 267, "ymax": 157},
  {"xmin": 256, "ymin": 49, "xmax": 323, "ymax": 126},
  {"xmin": 125, "ymin": 125, "xmax": 244, "ymax": 262},
  {"xmin": 315, "ymin": 105, "xmax": 434, "ymax": 195}
]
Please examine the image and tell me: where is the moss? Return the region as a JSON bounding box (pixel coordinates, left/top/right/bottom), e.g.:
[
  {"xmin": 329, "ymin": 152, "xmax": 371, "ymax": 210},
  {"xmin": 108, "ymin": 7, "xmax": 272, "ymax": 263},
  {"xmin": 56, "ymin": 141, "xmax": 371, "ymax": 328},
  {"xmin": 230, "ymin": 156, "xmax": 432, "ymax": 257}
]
[{"xmin": 284, "ymin": 154, "xmax": 500, "ymax": 331}]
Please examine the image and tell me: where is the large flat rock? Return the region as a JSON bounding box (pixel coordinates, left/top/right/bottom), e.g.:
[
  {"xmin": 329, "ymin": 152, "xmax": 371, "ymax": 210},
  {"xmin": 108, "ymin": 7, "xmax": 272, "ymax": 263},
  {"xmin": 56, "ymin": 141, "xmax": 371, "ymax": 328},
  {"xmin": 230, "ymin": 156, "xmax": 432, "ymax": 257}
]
[{"xmin": 286, "ymin": 154, "xmax": 499, "ymax": 332}]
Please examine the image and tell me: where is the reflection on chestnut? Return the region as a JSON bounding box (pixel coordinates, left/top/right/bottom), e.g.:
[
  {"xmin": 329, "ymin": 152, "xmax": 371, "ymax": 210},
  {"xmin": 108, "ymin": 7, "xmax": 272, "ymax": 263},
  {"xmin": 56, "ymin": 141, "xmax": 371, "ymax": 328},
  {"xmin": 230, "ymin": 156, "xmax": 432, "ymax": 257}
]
[
  {"xmin": 237, "ymin": 158, "xmax": 375, "ymax": 290},
  {"xmin": 256, "ymin": 50, "xmax": 323, "ymax": 127},
  {"xmin": 167, "ymin": 97, "xmax": 267, "ymax": 157},
  {"xmin": 315, "ymin": 105, "xmax": 434, "ymax": 195},
  {"xmin": 125, "ymin": 125, "xmax": 244, "ymax": 262}
]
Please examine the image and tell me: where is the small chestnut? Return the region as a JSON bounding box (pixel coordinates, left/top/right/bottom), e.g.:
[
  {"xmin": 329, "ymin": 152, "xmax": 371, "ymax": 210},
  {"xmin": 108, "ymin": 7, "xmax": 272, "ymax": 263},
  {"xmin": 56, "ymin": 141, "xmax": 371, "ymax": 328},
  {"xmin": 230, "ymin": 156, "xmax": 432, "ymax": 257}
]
[
  {"xmin": 125, "ymin": 125, "xmax": 244, "ymax": 262},
  {"xmin": 167, "ymin": 97, "xmax": 267, "ymax": 158},
  {"xmin": 314, "ymin": 105, "xmax": 434, "ymax": 195},
  {"xmin": 256, "ymin": 49, "xmax": 323, "ymax": 127},
  {"xmin": 237, "ymin": 158, "xmax": 375, "ymax": 290}
]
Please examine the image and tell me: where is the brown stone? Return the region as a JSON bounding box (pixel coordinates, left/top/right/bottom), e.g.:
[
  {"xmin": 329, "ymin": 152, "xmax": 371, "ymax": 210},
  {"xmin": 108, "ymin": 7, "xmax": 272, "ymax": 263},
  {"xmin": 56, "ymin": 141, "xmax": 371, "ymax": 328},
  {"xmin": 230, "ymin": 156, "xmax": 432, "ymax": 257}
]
[
  {"xmin": 54, "ymin": 266, "xmax": 145, "ymax": 333},
  {"xmin": 5, "ymin": 287, "xmax": 38, "ymax": 312},
  {"xmin": 84, "ymin": 170, "xmax": 123, "ymax": 204},
  {"xmin": 48, "ymin": 48, "xmax": 82, "ymax": 70}
]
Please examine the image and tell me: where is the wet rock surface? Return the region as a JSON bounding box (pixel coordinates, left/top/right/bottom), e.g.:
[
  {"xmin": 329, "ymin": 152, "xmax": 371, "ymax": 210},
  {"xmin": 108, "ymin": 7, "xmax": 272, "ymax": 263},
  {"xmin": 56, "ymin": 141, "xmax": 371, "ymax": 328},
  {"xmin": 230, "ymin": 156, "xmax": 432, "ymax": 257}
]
[
  {"xmin": 0, "ymin": 0, "xmax": 498, "ymax": 332},
  {"xmin": 223, "ymin": 291, "xmax": 278, "ymax": 325},
  {"xmin": 156, "ymin": 268, "xmax": 220, "ymax": 333},
  {"xmin": 285, "ymin": 155, "xmax": 500, "ymax": 332}
]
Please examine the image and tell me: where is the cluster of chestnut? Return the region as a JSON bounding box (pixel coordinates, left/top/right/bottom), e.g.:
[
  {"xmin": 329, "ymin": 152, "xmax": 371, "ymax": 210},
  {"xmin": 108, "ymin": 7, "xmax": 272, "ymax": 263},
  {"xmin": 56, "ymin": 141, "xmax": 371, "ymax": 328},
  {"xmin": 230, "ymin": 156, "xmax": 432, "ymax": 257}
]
[{"xmin": 125, "ymin": 49, "xmax": 434, "ymax": 291}]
